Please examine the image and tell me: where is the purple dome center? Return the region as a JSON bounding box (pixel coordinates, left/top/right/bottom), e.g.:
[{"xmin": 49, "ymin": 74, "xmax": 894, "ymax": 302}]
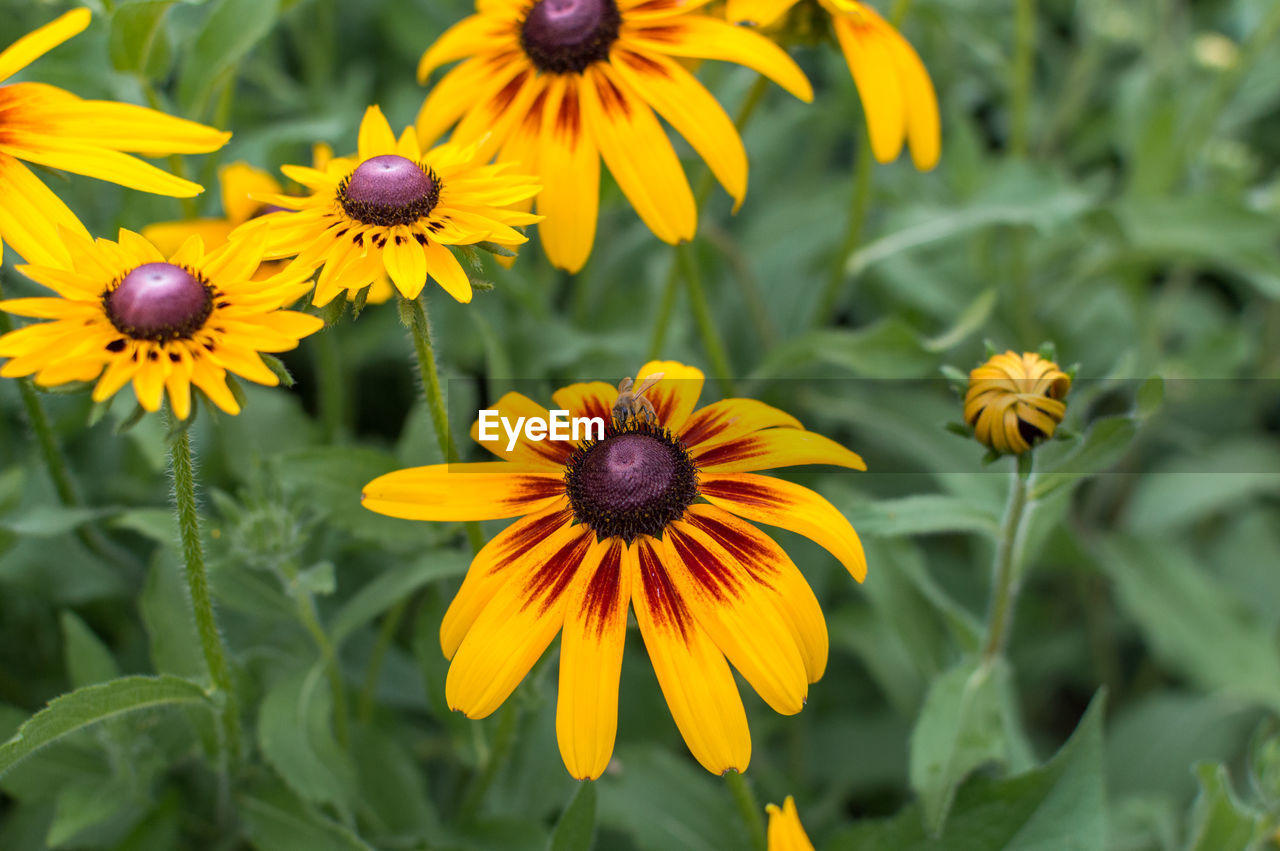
[
  {"xmin": 521, "ymin": 0, "xmax": 620, "ymax": 74},
  {"xmin": 577, "ymin": 433, "xmax": 677, "ymax": 513},
  {"xmin": 105, "ymin": 263, "xmax": 212, "ymax": 341},
  {"xmin": 346, "ymin": 155, "xmax": 436, "ymax": 207}
]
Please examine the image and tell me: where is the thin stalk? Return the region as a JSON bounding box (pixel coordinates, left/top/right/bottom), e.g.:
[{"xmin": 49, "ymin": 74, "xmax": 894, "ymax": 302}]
[
  {"xmin": 981, "ymin": 454, "xmax": 1034, "ymax": 660},
  {"xmin": 168, "ymin": 428, "xmax": 241, "ymax": 758},
  {"xmin": 314, "ymin": 329, "xmax": 347, "ymax": 444},
  {"xmin": 0, "ymin": 279, "xmax": 138, "ymax": 574},
  {"xmin": 1010, "ymin": 0, "xmax": 1036, "ymax": 158},
  {"xmin": 295, "ymin": 590, "xmax": 350, "ymax": 747},
  {"xmin": 678, "ymin": 244, "xmax": 735, "ymax": 396},
  {"xmin": 647, "ymin": 75, "xmax": 769, "ymax": 359},
  {"xmin": 404, "ymin": 294, "xmax": 485, "ymax": 553},
  {"xmin": 725, "ymin": 770, "xmax": 767, "ymax": 851},
  {"xmin": 815, "ymin": 135, "xmax": 873, "ymax": 326},
  {"xmin": 457, "ymin": 698, "xmax": 519, "ymax": 823},
  {"xmin": 357, "ymin": 596, "xmax": 409, "ymax": 723}
]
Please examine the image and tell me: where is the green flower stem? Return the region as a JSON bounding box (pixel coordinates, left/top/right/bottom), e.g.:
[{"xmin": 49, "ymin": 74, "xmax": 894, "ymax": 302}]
[
  {"xmin": 458, "ymin": 698, "xmax": 519, "ymax": 823},
  {"xmin": 295, "ymin": 589, "xmax": 350, "ymax": 747},
  {"xmin": 404, "ymin": 294, "xmax": 485, "ymax": 554},
  {"xmin": 314, "ymin": 328, "xmax": 347, "ymax": 444},
  {"xmin": 0, "ymin": 279, "xmax": 138, "ymax": 575},
  {"xmin": 725, "ymin": 770, "xmax": 767, "ymax": 851},
  {"xmin": 1011, "ymin": 0, "xmax": 1036, "ymax": 159},
  {"xmin": 357, "ymin": 595, "xmax": 409, "ymax": 723},
  {"xmin": 168, "ymin": 428, "xmax": 241, "ymax": 759},
  {"xmin": 981, "ymin": 454, "xmax": 1035, "ymax": 660},
  {"xmin": 815, "ymin": 132, "xmax": 873, "ymax": 326},
  {"xmin": 679, "ymin": 244, "xmax": 735, "ymax": 396},
  {"xmin": 647, "ymin": 75, "xmax": 769, "ymax": 361}
]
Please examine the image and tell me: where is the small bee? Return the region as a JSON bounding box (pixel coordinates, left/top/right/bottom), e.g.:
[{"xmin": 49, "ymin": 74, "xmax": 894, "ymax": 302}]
[{"xmin": 612, "ymin": 373, "xmax": 663, "ymax": 427}]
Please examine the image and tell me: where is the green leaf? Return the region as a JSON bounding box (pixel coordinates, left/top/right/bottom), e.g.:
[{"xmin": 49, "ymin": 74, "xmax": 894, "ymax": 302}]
[
  {"xmin": 46, "ymin": 779, "xmax": 137, "ymax": 847},
  {"xmin": 922, "ymin": 289, "xmax": 998, "ymax": 353},
  {"xmin": 0, "ymin": 676, "xmax": 210, "ymax": 778},
  {"xmin": 59, "ymin": 612, "xmax": 120, "ymax": 689},
  {"xmin": 1184, "ymin": 763, "xmax": 1268, "ymax": 851},
  {"xmin": 1097, "ymin": 536, "xmax": 1280, "ymax": 711},
  {"xmin": 1123, "ymin": 441, "xmax": 1280, "ymax": 533},
  {"xmin": 239, "ymin": 781, "xmax": 376, "ymax": 851},
  {"xmin": 830, "ymin": 691, "xmax": 1107, "ymax": 851},
  {"xmin": 257, "ymin": 668, "xmax": 358, "ymax": 822},
  {"xmin": 330, "ymin": 549, "xmax": 470, "ymax": 648},
  {"xmin": 109, "ymin": 1, "xmax": 177, "ymax": 79},
  {"xmin": 843, "ymin": 495, "xmax": 1001, "ymax": 539},
  {"xmin": 753, "ymin": 320, "xmax": 939, "ymax": 379},
  {"xmin": 0, "ymin": 506, "xmax": 119, "ymax": 537},
  {"xmin": 1030, "ymin": 416, "xmax": 1136, "ymax": 500},
  {"xmin": 909, "ymin": 658, "xmax": 1023, "ymax": 835},
  {"xmin": 548, "ymin": 782, "xmax": 597, "ymax": 851},
  {"xmin": 178, "ymin": 0, "xmax": 281, "ymax": 116}
]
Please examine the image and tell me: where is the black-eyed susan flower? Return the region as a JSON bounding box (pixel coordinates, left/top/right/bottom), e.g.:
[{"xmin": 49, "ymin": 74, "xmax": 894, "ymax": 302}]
[
  {"xmin": 727, "ymin": 0, "xmax": 939, "ymax": 170},
  {"xmin": 239, "ymin": 106, "xmax": 540, "ymax": 306},
  {"xmin": 144, "ymin": 155, "xmax": 395, "ymax": 305},
  {"xmin": 415, "ymin": 0, "xmax": 815, "ymax": 273},
  {"xmin": 362, "ymin": 361, "xmax": 867, "ymax": 779},
  {"xmin": 767, "ymin": 796, "xmax": 814, "ymax": 851},
  {"xmin": 0, "ymin": 8, "xmax": 230, "ymax": 267},
  {"xmin": 0, "ymin": 228, "xmax": 323, "ymax": 419},
  {"xmin": 964, "ymin": 350, "xmax": 1071, "ymax": 455}
]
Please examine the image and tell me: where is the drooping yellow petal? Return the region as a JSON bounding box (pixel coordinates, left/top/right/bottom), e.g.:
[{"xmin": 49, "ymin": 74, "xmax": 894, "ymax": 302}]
[
  {"xmin": 362, "ymin": 462, "xmax": 564, "ymax": 522},
  {"xmin": 383, "ymin": 231, "xmax": 429, "ymax": 298},
  {"xmin": 631, "ymin": 538, "xmax": 752, "ymax": 775},
  {"xmin": 702, "ymin": 473, "xmax": 867, "ymax": 582},
  {"xmin": 422, "ymin": 240, "xmax": 473, "ymax": 303},
  {"xmin": 832, "ymin": 15, "xmax": 906, "ymax": 164},
  {"xmin": 536, "ymin": 77, "xmax": 600, "ymax": 274},
  {"xmin": 556, "ymin": 539, "xmax": 632, "ymax": 780},
  {"xmin": 766, "ymin": 797, "xmax": 815, "ymax": 851},
  {"xmin": 446, "ymin": 525, "xmax": 596, "ymax": 718},
  {"xmin": 870, "ymin": 8, "xmax": 940, "ymax": 170},
  {"xmin": 0, "ymin": 154, "xmax": 87, "ymax": 268},
  {"xmin": 0, "ymin": 8, "xmax": 90, "ymax": 84}
]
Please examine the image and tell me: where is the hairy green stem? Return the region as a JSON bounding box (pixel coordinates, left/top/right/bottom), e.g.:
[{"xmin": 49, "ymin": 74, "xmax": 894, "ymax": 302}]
[
  {"xmin": 679, "ymin": 244, "xmax": 735, "ymax": 396},
  {"xmin": 404, "ymin": 294, "xmax": 485, "ymax": 553},
  {"xmin": 168, "ymin": 428, "xmax": 241, "ymax": 758},
  {"xmin": 314, "ymin": 329, "xmax": 347, "ymax": 444},
  {"xmin": 982, "ymin": 454, "xmax": 1034, "ymax": 660},
  {"xmin": 725, "ymin": 770, "xmax": 767, "ymax": 851}
]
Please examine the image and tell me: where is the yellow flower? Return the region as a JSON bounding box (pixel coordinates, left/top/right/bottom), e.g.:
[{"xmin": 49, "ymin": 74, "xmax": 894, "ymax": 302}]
[
  {"xmin": 0, "ymin": 9, "xmax": 230, "ymax": 267},
  {"xmin": 240, "ymin": 106, "xmax": 540, "ymax": 306},
  {"xmin": 362, "ymin": 361, "xmax": 866, "ymax": 779},
  {"xmin": 727, "ymin": 0, "xmax": 939, "ymax": 170},
  {"xmin": 766, "ymin": 796, "xmax": 815, "ymax": 851},
  {"xmin": 964, "ymin": 350, "xmax": 1071, "ymax": 455},
  {"xmin": 143, "ymin": 153, "xmax": 395, "ymax": 305},
  {"xmin": 0, "ymin": 227, "xmax": 323, "ymax": 419},
  {"xmin": 416, "ymin": 0, "xmax": 815, "ymax": 273}
]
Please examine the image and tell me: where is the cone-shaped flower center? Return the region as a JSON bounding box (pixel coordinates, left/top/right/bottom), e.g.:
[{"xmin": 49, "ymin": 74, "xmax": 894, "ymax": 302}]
[
  {"xmin": 104, "ymin": 262, "xmax": 213, "ymax": 342},
  {"xmin": 521, "ymin": 0, "xmax": 621, "ymax": 74},
  {"xmin": 565, "ymin": 422, "xmax": 699, "ymax": 543},
  {"xmin": 339, "ymin": 155, "xmax": 441, "ymax": 227}
]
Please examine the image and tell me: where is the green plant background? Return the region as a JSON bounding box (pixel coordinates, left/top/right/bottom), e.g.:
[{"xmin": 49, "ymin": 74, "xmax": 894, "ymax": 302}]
[{"xmin": 1, "ymin": 0, "xmax": 1279, "ymax": 849}]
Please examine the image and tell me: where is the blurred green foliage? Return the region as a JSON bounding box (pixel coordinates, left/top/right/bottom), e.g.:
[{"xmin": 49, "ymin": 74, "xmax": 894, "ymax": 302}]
[{"xmin": 2, "ymin": 0, "xmax": 1279, "ymax": 849}]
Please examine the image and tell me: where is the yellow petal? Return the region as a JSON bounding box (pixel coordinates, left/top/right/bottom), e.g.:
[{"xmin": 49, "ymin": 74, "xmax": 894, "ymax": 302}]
[
  {"xmin": 536, "ymin": 77, "xmax": 600, "ymax": 274},
  {"xmin": 0, "ymin": 135, "xmax": 205, "ymax": 197},
  {"xmin": 0, "ymin": 153, "xmax": 87, "ymax": 267},
  {"xmin": 725, "ymin": 0, "xmax": 800, "ymax": 26},
  {"xmin": 679, "ymin": 398, "xmax": 802, "ymax": 453},
  {"xmin": 637, "ymin": 360, "xmax": 703, "ymax": 431},
  {"xmin": 362, "ymin": 462, "xmax": 564, "ymax": 521},
  {"xmin": 469, "ymin": 391, "xmax": 574, "ymax": 466},
  {"xmin": 832, "ymin": 15, "xmax": 906, "ymax": 164},
  {"xmin": 422, "ymin": 240, "xmax": 473, "ymax": 303},
  {"xmin": 693, "ymin": 427, "xmax": 866, "ymax": 473},
  {"xmin": 870, "ymin": 8, "xmax": 940, "ymax": 170},
  {"xmin": 383, "ymin": 231, "xmax": 429, "ymax": 298},
  {"xmin": 0, "ymin": 8, "xmax": 90, "ymax": 84},
  {"xmin": 357, "ymin": 105, "xmax": 398, "ymax": 161},
  {"xmin": 766, "ymin": 797, "xmax": 815, "ymax": 851},
  {"xmin": 417, "ymin": 14, "xmax": 506, "ymax": 81}
]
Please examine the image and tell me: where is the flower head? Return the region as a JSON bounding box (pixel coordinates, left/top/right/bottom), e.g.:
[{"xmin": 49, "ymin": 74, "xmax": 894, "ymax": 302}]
[
  {"xmin": 144, "ymin": 154, "xmax": 395, "ymax": 305},
  {"xmin": 416, "ymin": 0, "xmax": 815, "ymax": 272},
  {"xmin": 964, "ymin": 350, "xmax": 1071, "ymax": 455},
  {"xmin": 727, "ymin": 0, "xmax": 939, "ymax": 170},
  {"xmin": 0, "ymin": 228, "xmax": 323, "ymax": 419},
  {"xmin": 0, "ymin": 9, "xmax": 230, "ymax": 267},
  {"xmin": 362, "ymin": 361, "xmax": 866, "ymax": 779},
  {"xmin": 766, "ymin": 797, "xmax": 815, "ymax": 851},
  {"xmin": 241, "ymin": 106, "xmax": 540, "ymax": 306}
]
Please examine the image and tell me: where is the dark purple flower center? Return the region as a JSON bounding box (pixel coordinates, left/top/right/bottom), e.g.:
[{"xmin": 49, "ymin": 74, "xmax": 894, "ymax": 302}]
[
  {"xmin": 565, "ymin": 421, "xmax": 698, "ymax": 543},
  {"xmin": 338, "ymin": 154, "xmax": 441, "ymax": 227},
  {"xmin": 521, "ymin": 0, "xmax": 621, "ymax": 74},
  {"xmin": 103, "ymin": 262, "xmax": 213, "ymax": 342}
]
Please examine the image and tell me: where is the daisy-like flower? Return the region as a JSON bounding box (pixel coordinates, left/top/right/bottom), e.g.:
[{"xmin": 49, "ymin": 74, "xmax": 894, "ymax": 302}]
[
  {"xmin": 362, "ymin": 361, "xmax": 867, "ymax": 778},
  {"xmin": 0, "ymin": 227, "xmax": 323, "ymax": 419},
  {"xmin": 766, "ymin": 796, "xmax": 815, "ymax": 851},
  {"xmin": 416, "ymin": 0, "xmax": 815, "ymax": 273},
  {"xmin": 964, "ymin": 350, "xmax": 1071, "ymax": 455},
  {"xmin": 240, "ymin": 106, "xmax": 540, "ymax": 306},
  {"xmin": 144, "ymin": 155, "xmax": 395, "ymax": 305},
  {"xmin": 0, "ymin": 9, "xmax": 230, "ymax": 267},
  {"xmin": 727, "ymin": 0, "xmax": 940, "ymax": 170}
]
